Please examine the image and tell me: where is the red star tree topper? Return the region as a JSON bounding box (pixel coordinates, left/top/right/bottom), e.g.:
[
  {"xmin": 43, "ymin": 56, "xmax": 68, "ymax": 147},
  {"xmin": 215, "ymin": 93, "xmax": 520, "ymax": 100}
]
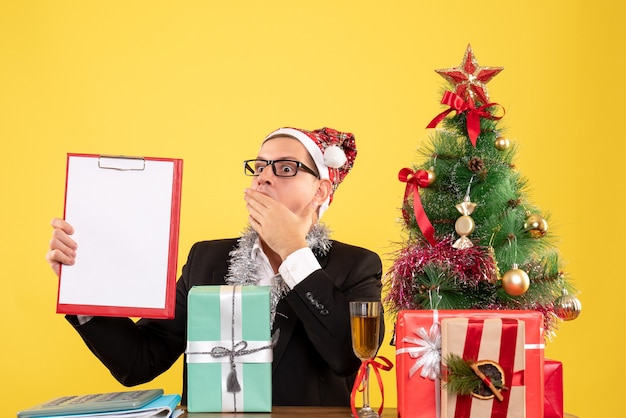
[{"xmin": 435, "ymin": 44, "xmax": 503, "ymax": 104}]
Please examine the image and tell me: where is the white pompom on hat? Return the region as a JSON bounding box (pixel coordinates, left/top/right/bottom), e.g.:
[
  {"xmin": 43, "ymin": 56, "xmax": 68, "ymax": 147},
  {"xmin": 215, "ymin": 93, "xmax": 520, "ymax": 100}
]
[{"xmin": 263, "ymin": 127, "xmax": 357, "ymax": 217}]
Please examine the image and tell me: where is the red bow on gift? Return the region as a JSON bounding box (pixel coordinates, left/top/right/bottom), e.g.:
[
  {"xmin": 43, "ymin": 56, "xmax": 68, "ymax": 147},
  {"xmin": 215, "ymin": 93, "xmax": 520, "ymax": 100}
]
[
  {"xmin": 398, "ymin": 168, "xmax": 436, "ymax": 246},
  {"xmin": 426, "ymin": 91, "xmax": 504, "ymax": 147},
  {"xmin": 350, "ymin": 356, "xmax": 394, "ymax": 418}
]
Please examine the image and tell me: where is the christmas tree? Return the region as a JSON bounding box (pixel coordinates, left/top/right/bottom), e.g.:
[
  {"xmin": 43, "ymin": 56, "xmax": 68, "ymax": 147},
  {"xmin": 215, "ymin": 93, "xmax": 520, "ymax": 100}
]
[{"xmin": 384, "ymin": 45, "xmax": 581, "ymax": 339}]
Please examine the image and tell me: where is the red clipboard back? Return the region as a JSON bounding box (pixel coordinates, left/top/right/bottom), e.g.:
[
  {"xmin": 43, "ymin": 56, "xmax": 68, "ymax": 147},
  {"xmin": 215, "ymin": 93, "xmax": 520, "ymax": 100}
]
[{"xmin": 57, "ymin": 153, "xmax": 183, "ymax": 319}]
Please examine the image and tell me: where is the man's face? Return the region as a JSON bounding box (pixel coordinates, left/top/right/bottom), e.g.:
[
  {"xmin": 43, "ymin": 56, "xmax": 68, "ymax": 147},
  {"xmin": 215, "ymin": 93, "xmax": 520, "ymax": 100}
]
[{"xmin": 250, "ymin": 136, "xmax": 323, "ymax": 215}]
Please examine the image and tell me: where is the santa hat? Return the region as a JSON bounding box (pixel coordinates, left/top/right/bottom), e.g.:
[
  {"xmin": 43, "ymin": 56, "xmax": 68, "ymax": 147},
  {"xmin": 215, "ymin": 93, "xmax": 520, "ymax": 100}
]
[{"xmin": 264, "ymin": 127, "xmax": 357, "ymax": 217}]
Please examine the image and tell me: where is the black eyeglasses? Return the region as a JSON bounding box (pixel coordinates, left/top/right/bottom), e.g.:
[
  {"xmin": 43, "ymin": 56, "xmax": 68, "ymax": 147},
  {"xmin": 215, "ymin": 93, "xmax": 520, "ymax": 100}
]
[{"xmin": 243, "ymin": 159, "xmax": 319, "ymax": 178}]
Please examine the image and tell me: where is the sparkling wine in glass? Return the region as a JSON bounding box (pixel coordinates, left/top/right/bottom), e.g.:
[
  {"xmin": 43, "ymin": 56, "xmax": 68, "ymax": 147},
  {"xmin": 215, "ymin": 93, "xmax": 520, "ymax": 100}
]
[{"xmin": 349, "ymin": 301, "xmax": 381, "ymax": 418}]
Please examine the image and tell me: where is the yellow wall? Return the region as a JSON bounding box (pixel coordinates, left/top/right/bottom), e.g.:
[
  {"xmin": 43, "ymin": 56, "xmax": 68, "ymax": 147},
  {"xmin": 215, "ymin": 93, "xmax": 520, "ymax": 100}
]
[{"xmin": 1, "ymin": 1, "xmax": 622, "ymax": 416}]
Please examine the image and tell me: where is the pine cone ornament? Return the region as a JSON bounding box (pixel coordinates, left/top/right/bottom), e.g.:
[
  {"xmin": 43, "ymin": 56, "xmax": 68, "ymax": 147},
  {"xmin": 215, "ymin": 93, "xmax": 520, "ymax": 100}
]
[{"xmin": 468, "ymin": 157, "xmax": 485, "ymax": 173}]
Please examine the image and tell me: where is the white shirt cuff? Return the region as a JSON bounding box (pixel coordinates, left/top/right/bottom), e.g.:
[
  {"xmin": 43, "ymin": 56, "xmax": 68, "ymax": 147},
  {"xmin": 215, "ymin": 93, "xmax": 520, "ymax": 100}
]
[{"xmin": 279, "ymin": 247, "xmax": 321, "ymax": 289}]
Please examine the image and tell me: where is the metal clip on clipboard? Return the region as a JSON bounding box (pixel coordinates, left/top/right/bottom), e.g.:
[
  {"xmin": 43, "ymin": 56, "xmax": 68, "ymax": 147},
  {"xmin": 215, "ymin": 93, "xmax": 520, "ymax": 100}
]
[{"xmin": 98, "ymin": 155, "xmax": 146, "ymax": 171}]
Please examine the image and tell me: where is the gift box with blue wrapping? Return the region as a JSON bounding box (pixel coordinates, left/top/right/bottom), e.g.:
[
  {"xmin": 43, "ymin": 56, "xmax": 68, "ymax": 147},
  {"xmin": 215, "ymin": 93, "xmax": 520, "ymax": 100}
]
[{"xmin": 186, "ymin": 285, "xmax": 272, "ymax": 412}]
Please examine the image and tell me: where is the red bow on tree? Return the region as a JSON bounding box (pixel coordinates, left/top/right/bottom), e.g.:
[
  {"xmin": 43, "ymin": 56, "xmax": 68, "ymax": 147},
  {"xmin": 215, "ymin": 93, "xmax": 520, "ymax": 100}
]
[
  {"xmin": 398, "ymin": 168, "xmax": 437, "ymax": 246},
  {"xmin": 426, "ymin": 91, "xmax": 504, "ymax": 147}
]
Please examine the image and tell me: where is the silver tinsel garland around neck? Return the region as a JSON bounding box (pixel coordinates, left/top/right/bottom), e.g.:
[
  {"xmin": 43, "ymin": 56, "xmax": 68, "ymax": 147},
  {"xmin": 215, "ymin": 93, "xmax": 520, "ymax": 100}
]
[{"xmin": 225, "ymin": 223, "xmax": 332, "ymax": 325}]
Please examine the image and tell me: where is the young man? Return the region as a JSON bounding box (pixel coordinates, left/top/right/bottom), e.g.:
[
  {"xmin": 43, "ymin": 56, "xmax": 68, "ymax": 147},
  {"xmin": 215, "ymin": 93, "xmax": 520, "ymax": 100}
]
[{"xmin": 46, "ymin": 127, "xmax": 384, "ymax": 406}]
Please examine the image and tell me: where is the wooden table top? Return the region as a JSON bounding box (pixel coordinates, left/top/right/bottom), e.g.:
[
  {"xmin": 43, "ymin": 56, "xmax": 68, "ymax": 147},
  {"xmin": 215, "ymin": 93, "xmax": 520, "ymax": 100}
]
[
  {"xmin": 181, "ymin": 406, "xmax": 390, "ymax": 417},
  {"xmin": 180, "ymin": 407, "xmax": 577, "ymax": 417}
]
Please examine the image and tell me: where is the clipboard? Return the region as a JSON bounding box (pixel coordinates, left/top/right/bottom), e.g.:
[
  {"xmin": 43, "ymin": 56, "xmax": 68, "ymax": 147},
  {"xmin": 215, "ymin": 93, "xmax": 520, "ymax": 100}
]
[{"xmin": 57, "ymin": 153, "xmax": 183, "ymax": 319}]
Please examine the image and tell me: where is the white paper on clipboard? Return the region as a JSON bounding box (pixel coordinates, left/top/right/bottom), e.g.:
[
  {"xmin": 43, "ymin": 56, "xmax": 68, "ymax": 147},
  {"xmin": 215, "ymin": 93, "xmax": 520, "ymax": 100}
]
[{"xmin": 57, "ymin": 153, "xmax": 183, "ymax": 319}]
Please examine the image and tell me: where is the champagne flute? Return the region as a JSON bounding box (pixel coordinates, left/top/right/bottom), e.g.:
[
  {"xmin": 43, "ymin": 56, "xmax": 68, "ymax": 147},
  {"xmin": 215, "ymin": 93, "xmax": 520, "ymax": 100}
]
[{"xmin": 349, "ymin": 301, "xmax": 382, "ymax": 418}]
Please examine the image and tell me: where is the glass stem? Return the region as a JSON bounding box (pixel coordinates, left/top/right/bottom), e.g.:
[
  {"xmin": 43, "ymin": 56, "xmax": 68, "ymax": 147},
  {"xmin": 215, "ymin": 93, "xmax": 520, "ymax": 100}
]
[{"xmin": 362, "ymin": 363, "xmax": 370, "ymax": 408}]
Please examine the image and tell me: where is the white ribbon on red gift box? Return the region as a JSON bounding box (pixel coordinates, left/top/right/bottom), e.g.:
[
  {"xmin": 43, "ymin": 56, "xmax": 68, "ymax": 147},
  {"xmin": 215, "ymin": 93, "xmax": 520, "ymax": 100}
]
[{"xmin": 396, "ymin": 322, "xmax": 442, "ymax": 380}]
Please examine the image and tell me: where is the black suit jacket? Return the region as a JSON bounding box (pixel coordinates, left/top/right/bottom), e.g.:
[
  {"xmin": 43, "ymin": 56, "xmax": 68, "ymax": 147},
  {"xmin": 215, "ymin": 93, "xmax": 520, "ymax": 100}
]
[{"xmin": 68, "ymin": 238, "xmax": 383, "ymax": 406}]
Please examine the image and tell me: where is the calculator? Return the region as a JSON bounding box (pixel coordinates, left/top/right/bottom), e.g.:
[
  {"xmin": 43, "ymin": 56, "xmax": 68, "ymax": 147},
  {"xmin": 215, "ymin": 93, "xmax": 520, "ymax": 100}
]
[{"xmin": 16, "ymin": 389, "xmax": 164, "ymax": 417}]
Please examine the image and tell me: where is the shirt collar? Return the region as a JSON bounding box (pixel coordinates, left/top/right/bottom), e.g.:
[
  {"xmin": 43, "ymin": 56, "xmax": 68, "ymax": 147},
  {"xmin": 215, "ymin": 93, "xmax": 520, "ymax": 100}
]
[{"xmin": 251, "ymin": 237, "xmax": 275, "ymax": 284}]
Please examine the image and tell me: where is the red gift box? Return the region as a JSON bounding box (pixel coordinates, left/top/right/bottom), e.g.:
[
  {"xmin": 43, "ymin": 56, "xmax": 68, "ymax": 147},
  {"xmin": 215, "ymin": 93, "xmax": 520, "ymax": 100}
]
[
  {"xmin": 544, "ymin": 359, "xmax": 563, "ymax": 418},
  {"xmin": 395, "ymin": 310, "xmax": 544, "ymax": 418},
  {"xmin": 440, "ymin": 317, "xmax": 526, "ymax": 418}
]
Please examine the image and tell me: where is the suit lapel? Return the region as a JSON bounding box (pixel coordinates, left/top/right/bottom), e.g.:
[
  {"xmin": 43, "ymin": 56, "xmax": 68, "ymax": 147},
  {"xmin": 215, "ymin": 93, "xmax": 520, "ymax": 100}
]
[
  {"xmin": 270, "ymin": 249, "xmax": 331, "ymax": 371},
  {"xmin": 271, "ymin": 299, "xmax": 296, "ymax": 371}
]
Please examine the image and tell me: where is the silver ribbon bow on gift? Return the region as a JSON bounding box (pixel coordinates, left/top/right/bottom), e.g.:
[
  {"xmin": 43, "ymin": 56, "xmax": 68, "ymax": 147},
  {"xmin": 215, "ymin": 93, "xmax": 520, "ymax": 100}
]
[
  {"xmin": 207, "ymin": 330, "xmax": 279, "ymax": 393},
  {"xmin": 401, "ymin": 323, "xmax": 442, "ymax": 380}
]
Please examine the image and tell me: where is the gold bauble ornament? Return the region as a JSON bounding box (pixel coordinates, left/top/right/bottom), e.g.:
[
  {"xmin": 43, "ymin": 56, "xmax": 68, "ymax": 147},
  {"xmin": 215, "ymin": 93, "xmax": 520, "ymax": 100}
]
[
  {"xmin": 501, "ymin": 264, "xmax": 530, "ymax": 296},
  {"xmin": 494, "ymin": 137, "xmax": 510, "ymax": 151},
  {"xmin": 555, "ymin": 290, "xmax": 582, "ymax": 321},
  {"xmin": 426, "ymin": 168, "xmax": 436, "ymax": 186},
  {"xmin": 524, "ymin": 214, "xmax": 548, "ymax": 238}
]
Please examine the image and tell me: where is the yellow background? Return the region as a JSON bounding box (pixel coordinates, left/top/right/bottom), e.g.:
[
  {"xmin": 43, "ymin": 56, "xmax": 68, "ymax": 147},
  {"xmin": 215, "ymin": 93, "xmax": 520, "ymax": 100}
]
[{"xmin": 1, "ymin": 1, "xmax": 623, "ymax": 416}]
